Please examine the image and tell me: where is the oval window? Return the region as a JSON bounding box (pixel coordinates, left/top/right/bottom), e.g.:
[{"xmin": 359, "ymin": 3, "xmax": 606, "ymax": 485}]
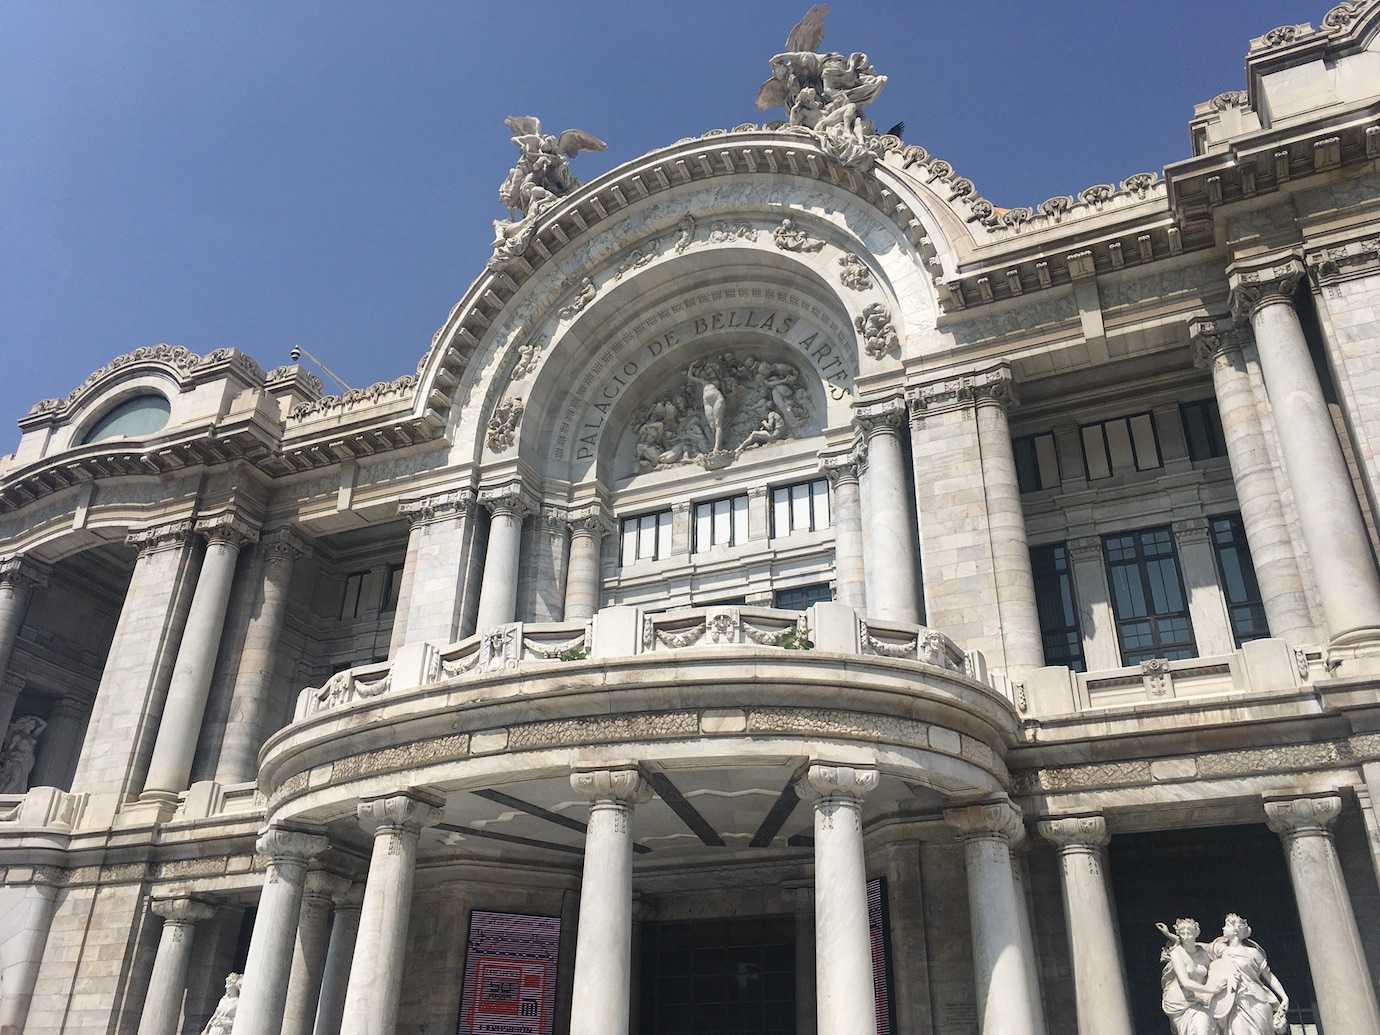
[{"xmin": 81, "ymin": 394, "xmax": 171, "ymax": 444}]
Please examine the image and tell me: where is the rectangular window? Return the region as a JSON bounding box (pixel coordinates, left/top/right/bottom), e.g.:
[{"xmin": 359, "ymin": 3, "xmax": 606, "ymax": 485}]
[
  {"xmin": 773, "ymin": 583, "xmax": 833, "ymax": 611},
  {"xmin": 1104, "ymin": 527, "xmax": 1197, "ymax": 666},
  {"xmin": 1210, "ymin": 513, "xmax": 1270, "ymax": 646},
  {"xmin": 621, "ymin": 510, "xmax": 673, "ymax": 566},
  {"xmin": 1013, "ymin": 432, "xmax": 1060, "ymax": 493},
  {"xmin": 1181, "ymin": 399, "xmax": 1227, "ymax": 462},
  {"xmin": 1080, "ymin": 413, "xmax": 1162, "ymax": 480},
  {"xmin": 1030, "ymin": 544, "xmax": 1086, "ymax": 672},
  {"xmin": 381, "ymin": 564, "xmax": 404, "ymax": 612},
  {"xmin": 340, "ymin": 571, "xmax": 366, "ymax": 620},
  {"xmin": 694, "ymin": 495, "xmax": 749, "ymax": 551},
  {"xmin": 772, "ymin": 478, "xmax": 831, "ymax": 537}
]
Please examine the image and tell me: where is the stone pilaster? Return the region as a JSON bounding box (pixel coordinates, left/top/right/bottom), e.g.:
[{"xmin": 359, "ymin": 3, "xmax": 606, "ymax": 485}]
[
  {"xmin": 786, "ymin": 883, "xmax": 817, "ymax": 1035},
  {"xmin": 1171, "ymin": 517, "xmax": 1237, "ymax": 656},
  {"xmin": 565, "ymin": 511, "xmax": 614, "ymax": 620},
  {"xmin": 820, "ymin": 451, "xmax": 866, "ymax": 610},
  {"xmin": 281, "ymin": 870, "xmax": 349, "ymax": 1035},
  {"xmin": 311, "ymin": 883, "xmax": 364, "ymax": 1035},
  {"xmin": 946, "ymin": 799, "xmax": 1045, "ymax": 1035},
  {"xmin": 393, "ymin": 489, "xmax": 481, "ymax": 650},
  {"xmin": 854, "ymin": 398, "xmax": 920, "ymax": 623},
  {"xmin": 1036, "ymin": 814, "xmax": 1134, "ymax": 1035},
  {"xmin": 1230, "ymin": 257, "xmax": 1380, "ymax": 646},
  {"xmin": 1190, "ymin": 315, "xmax": 1316, "ymax": 645},
  {"xmin": 529, "ymin": 509, "xmax": 571, "ymax": 622},
  {"xmin": 136, "ymin": 898, "xmax": 217, "ymax": 1035},
  {"xmin": 1264, "ymin": 794, "xmax": 1380, "ymax": 1032},
  {"xmin": 339, "ymin": 794, "xmax": 443, "ymax": 1035},
  {"xmin": 569, "ymin": 767, "xmax": 652, "ymax": 1035},
  {"xmin": 1066, "ymin": 535, "xmax": 1121, "ymax": 671},
  {"xmin": 799, "ymin": 763, "xmax": 879, "ymax": 1035},
  {"xmin": 475, "ymin": 486, "xmax": 534, "ymax": 631},
  {"xmin": 0, "ymin": 556, "xmax": 48, "ymax": 737}
]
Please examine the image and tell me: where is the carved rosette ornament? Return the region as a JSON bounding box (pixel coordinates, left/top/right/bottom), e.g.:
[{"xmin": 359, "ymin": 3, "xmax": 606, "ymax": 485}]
[
  {"xmin": 854, "ymin": 302, "xmax": 900, "ymax": 359},
  {"xmin": 486, "ymin": 397, "xmax": 524, "ymax": 452},
  {"xmin": 945, "ymin": 799, "xmax": 1027, "ymax": 846},
  {"xmin": 1228, "ymin": 257, "xmax": 1306, "ymax": 319}
]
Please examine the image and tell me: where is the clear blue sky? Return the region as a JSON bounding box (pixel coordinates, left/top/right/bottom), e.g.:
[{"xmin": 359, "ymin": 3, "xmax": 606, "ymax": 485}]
[{"xmin": 1, "ymin": 0, "xmax": 1313, "ymax": 445}]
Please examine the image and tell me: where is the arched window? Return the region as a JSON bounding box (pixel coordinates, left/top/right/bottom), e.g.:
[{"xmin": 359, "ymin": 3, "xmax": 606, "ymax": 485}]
[{"xmin": 80, "ymin": 394, "xmax": 171, "ymax": 444}]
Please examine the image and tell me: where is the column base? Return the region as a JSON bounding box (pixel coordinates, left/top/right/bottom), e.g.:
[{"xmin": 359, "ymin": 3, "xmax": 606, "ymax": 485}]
[
  {"xmin": 1326, "ymin": 627, "xmax": 1380, "ymax": 675},
  {"xmin": 119, "ymin": 793, "xmax": 180, "ymax": 826}
]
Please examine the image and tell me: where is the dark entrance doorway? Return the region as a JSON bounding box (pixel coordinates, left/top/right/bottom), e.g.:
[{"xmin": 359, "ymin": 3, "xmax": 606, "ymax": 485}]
[
  {"xmin": 638, "ymin": 914, "xmax": 795, "ymax": 1035},
  {"xmin": 1109, "ymin": 823, "xmax": 1323, "ymax": 1032}
]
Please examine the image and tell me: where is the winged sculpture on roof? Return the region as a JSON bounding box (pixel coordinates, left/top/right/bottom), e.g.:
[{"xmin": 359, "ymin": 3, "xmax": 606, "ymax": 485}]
[
  {"xmin": 755, "ymin": 5, "xmax": 888, "ymax": 165},
  {"xmin": 490, "ymin": 115, "xmax": 607, "ymax": 265}
]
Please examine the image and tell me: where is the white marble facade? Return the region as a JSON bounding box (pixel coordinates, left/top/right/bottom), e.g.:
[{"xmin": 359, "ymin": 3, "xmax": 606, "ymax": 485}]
[{"xmin": 4, "ymin": 5, "xmax": 1380, "ymax": 1035}]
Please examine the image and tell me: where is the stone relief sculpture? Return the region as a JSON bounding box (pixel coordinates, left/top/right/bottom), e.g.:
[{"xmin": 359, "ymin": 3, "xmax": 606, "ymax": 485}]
[
  {"xmin": 854, "ymin": 301, "xmax": 900, "ymax": 359},
  {"xmin": 511, "ymin": 338, "xmax": 544, "ymax": 380},
  {"xmin": 490, "ymin": 116, "xmax": 607, "ymax": 266},
  {"xmin": 772, "ymin": 217, "xmax": 824, "ymax": 252},
  {"xmin": 200, "ymin": 973, "xmax": 241, "ymax": 1035},
  {"xmin": 487, "ymin": 398, "xmax": 523, "ymax": 452},
  {"xmin": 754, "ymin": 5, "xmax": 888, "ymax": 168},
  {"xmin": 632, "ymin": 352, "xmax": 813, "ymax": 473},
  {"xmin": 558, "ymin": 277, "xmax": 597, "ymax": 318},
  {"xmin": 1155, "ymin": 915, "xmax": 1290, "ymax": 1034},
  {"xmin": 0, "ymin": 716, "xmax": 46, "ymax": 794}
]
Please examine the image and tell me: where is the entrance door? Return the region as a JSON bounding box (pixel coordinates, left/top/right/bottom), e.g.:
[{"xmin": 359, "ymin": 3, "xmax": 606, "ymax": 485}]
[{"xmin": 639, "ymin": 915, "xmax": 795, "ymax": 1035}]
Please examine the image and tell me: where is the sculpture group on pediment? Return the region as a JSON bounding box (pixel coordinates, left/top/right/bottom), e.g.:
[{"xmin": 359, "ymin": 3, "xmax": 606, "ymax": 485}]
[
  {"xmin": 632, "ymin": 352, "xmax": 814, "ymax": 474},
  {"xmin": 0, "ymin": 715, "xmax": 46, "ymax": 794},
  {"xmin": 1156, "ymin": 914, "xmax": 1290, "ymax": 1034},
  {"xmin": 490, "ymin": 116, "xmax": 606, "ymax": 266}
]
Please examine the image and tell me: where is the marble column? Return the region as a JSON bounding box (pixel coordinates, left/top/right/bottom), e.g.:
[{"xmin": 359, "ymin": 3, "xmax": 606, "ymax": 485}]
[
  {"xmin": 800, "ymin": 763, "xmax": 878, "ymax": 1035},
  {"xmin": 821, "ymin": 453, "xmax": 867, "ymax": 610},
  {"xmin": 1036, "ymin": 814, "xmax": 1134, "ymax": 1035},
  {"xmin": 1067, "ymin": 536, "xmax": 1122, "ymax": 671},
  {"xmin": 339, "ymin": 793, "xmax": 443, "ymax": 1035},
  {"xmin": 232, "ymin": 827, "xmax": 328, "ymax": 1035},
  {"xmin": 1009, "ymin": 847, "xmax": 1048, "ymax": 1035},
  {"xmin": 972, "ymin": 373, "xmax": 1046, "ymax": 672},
  {"xmin": 142, "ymin": 517, "xmax": 256, "ymax": 801},
  {"xmin": 137, "ymin": 898, "xmax": 217, "ymax": 1035},
  {"xmin": 0, "ymin": 557, "xmax": 47, "ymax": 738},
  {"xmin": 281, "ymin": 870, "xmax": 349, "ymax": 1035},
  {"xmin": 1230, "ymin": 258, "xmax": 1380, "ymax": 645},
  {"xmin": 311, "ymin": 883, "xmax": 363, "ymax": 1035},
  {"xmin": 530, "ymin": 509, "xmax": 571, "ymax": 622},
  {"xmin": 854, "ymin": 400, "xmax": 921, "ymax": 623},
  {"xmin": 1264, "ymin": 795, "xmax": 1380, "ymax": 1033},
  {"xmin": 215, "ymin": 530, "xmax": 306, "ymax": 784},
  {"xmin": 0, "ymin": 870, "xmax": 60, "ymax": 1034},
  {"xmin": 1172, "ymin": 517, "xmax": 1238, "ymax": 656},
  {"xmin": 30, "ymin": 694, "xmax": 89, "ymax": 790},
  {"xmin": 1190, "ymin": 318, "xmax": 1316, "ymax": 644},
  {"xmin": 569, "ymin": 767, "xmax": 652, "ymax": 1035},
  {"xmin": 564, "ymin": 513, "xmax": 613, "ymax": 620},
  {"xmin": 475, "ymin": 487, "xmax": 532, "ymax": 631},
  {"xmin": 946, "ymin": 800, "xmax": 1044, "ymax": 1035}
]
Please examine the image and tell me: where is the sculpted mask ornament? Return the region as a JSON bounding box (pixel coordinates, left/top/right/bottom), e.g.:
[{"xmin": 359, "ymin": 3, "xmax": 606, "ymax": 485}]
[
  {"xmin": 755, "ymin": 6, "xmax": 889, "ymax": 169},
  {"xmin": 487, "ymin": 398, "xmax": 523, "ymax": 452},
  {"xmin": 1155, "ymin": 914, "xmax": 1290, "ymax": 1034},
  {"xmin": 855, "ymin": 301, "xmax": 900, "ymax": 359},
  {"xmin": 632, "ymin": 352, "xmax": 815, "ymax": 473},
  {"xmin": 490, "ymin": 116, "xmax": 607, "ymax": 265}
]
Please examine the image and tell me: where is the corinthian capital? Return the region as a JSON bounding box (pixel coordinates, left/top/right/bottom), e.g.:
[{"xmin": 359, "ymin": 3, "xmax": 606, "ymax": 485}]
[
  {"xmin": 126, "ymin": 519, "xmax": 195, "ymax": 557},
  {"xmin": 478, "ymin": 484, "xmax": 535, "ymax": 520},
  {"xmin": 1263, "ymin": 794, "xmax": 1342, "ymax": 837},
  {"xmin": 946, "ymin": 799, "xmax": 1026, "ymax": 845},
  {"xmin": 799, "ymin": 762, "xmax": 879, "ymax": 803},
  {"xmin": 194, "ymin": 512, "xmax": 260, "ymax": 549},
  {"xmin": 907, "ymin": 364, "xmax": 1016, "ymax": 421},
  {"xmin": 1188, "ymin": 313, "xmax": 1248, "ymax": 368},
  {"xmin": 1228, "ymin": 257, "xmax": 1306, "ymax": 319},
  {"xmin": 818, "ymin": 447, "xmax": 863, "ymax": 486},
  {"xmin": 569, "ymin": 766, "xmax": 653, "ymax": 805},
  {"xmin": 1036, "ymin": 813, "xmax": 1109, "ymax": 849},
  {"xmin": 569, "ymin": 508, "xmax": 616, "ymax": 539},
  {"xmin": 851, "ymin": 397, "xmax": 906, "ymax": 440},
  {"xmin": 399, "ymin": 489, "xmax": 475, "ymax": 527}
]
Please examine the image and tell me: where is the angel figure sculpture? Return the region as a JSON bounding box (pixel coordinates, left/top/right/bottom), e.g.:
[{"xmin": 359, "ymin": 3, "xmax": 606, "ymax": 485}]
[{"xmin": 498, "ymin": 116, "xmax": 607, "ymax": 222}]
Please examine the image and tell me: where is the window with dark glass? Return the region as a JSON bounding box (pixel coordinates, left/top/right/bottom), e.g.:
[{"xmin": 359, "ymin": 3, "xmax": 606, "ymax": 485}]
[
  {"xmin": 1030, "ymin": 544, "xmax": 1086, "ymax": 671},
  {"xmin": 1104, "ymin": 527, "xmax": 1197, "ymax": 665},
  {"xmin": 1080, "ymin": 413, "xmax": 1162, "ymax": 480},
  {"xmin": 340, "ymin": 571, "xmax": 367, "ymax": 620},
  {"xmin": 771, "ymin": 479, "xmax": 830, "ymax": 537},
  {"xmin": 621, "ymin": 510, "xmax": 673, "ymax": 565},
  {"xmin": 1210, "ymin": 513, "xmax": 1269, "ymax": 646},
  {"xmin": 1013, "ymin": 432, "xmax": 1060, "ymax": 493},
  {"xmin": 694, "ymin": 495, "xmax": 749, "ymax": 551},
  {"xmin": 381, "ymin": 564, "xmax": 405, "ymax": 612},
  {"xmin": 1181, "ymin": 399, "xmax": 1228, "ymax": 462},
  {"xmin": 773, "ymin": 583, "xmax": 832, "ymax": 611}
]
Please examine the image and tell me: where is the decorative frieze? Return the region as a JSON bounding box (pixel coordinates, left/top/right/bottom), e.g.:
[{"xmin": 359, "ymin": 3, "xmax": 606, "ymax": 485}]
[
  {"xmin": 905, "ymin": 364, "xmax": 1015, "ymax": 419},
  {"xmin": 1305, "ymin": 236, "xmax": 1380, "ymax": 286},
  {"xmin": 398, "ymin": 489, "xmax": 475, "ymax": 527}
]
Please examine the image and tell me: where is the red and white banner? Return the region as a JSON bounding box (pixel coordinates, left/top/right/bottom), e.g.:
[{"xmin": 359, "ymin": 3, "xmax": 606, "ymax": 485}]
[{"xmin": 456, "ymin": 910, "xmax": 561, "ymax": 1035}]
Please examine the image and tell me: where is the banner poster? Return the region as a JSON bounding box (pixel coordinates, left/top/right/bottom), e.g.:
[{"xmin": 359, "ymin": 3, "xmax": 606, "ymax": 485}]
[
  {"xmin": 868, "ymin": 877, "xmax": 895, "ymax": 1035},
  {"xmin": 456, "ymin": 910, "xmax": 561, "ymax": 1035}
]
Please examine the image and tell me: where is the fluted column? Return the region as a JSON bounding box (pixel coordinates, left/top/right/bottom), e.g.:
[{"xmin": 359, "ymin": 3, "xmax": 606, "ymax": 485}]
[
  {"xmin": 215, "ymin": 530, "xmax": 306, "ymax": 784},
  {"xmin": 281, "ymin": 870, "xmax": 349, "ymax": 1035},
  {"xmin": 30, "ymin": 694, "xmax": 89, "ymax": 789},
  {"xmin": 1190, "ymin": 317, "xmax": 1316, "ymax": 644},
  {"xmin": 799, "ymin": 763, "xmax": 878, "ymax": 1035},
  {"xmin": 311, "ymin": 883, "xmax": 363, "ymax": 1035},
  {"xmin": 232, "ymin": 828, "xmax": 328, "ymax": 1035},
  {"xmin": 475, "ymin": 487, "xmax": 532, "ymax": 631},
  {"xmin": 1264, "ymin": 795, "xmax": 1380, "ymax": 1033},
  {"xmin": 531, "ymin": 509, "xmax": 571, "ymax": 621},
  {"xmin": 569, "ymin": 767, "xmax": 652, "ymax": 1035},
  {"xmin": 339, "ymin": 793, "xmax": 443, "ymax": 1035},
  {"xmin": 946, "ymin": 800, "xmax": 1044, "ymax": 1035},
  {"xmin": 854, "ymin": 400, "xmax": 920, "ymax": 623},
  {"xmin": 1230, "ymin": 258, "xmax": 1380, "ymax": 645},
  {"xmin": 137, "ymin": 898, "xmax": 217, "ymax": 1035},
  {"xmin": 1036, "ymin": 814, "xmax": 1133, "ymax": 1035},
  {"xmin": 0, "ymin": 557, "xmax": 47, "ymax": 737},
  {"xmin": 142, "ymin": 515, "xmax": 257, "ymax": 801},
  {"xmin": 820, "ymin": 453, "xmax": 866, "ymax": 610},
  {"xmin": 564, "ymin": 512, "xmax": 613, "ymax": 620}
]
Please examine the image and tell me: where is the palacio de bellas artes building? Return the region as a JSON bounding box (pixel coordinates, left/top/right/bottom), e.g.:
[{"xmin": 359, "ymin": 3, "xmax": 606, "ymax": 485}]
[{"xmin": 12, "ymin": 2, "xmax": 1380, "ymax": 1034}]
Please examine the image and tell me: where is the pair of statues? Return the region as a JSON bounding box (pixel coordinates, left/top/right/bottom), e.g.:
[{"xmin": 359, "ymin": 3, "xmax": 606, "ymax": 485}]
[{"xmin": 1158, "ymin": 915, "xmax": 1290, "ymax": 1034}]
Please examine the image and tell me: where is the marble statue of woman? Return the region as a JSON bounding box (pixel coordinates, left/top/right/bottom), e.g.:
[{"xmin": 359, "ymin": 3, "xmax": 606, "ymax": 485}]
[
  {"xmin": 0, "ymin": 716, "xmax": 47, "ymax": 793},
  {"xmin": 685, "ymin": 360, "xmax": 727, "ymax": 453},
  {"xmin": 1156, "ymin": 918, "xmax": 1218, "ymax": 1034},
  {"xmin": 200, "ymin": 972, "xmax": 241, "ymax": 1035},
  {"xmin": 1208, "ymin": 914, "xmax": 1289, "ymax": 1035}
]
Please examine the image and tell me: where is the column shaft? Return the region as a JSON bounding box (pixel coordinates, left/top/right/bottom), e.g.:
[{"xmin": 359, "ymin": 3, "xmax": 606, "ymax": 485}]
[
  {"xmin": 856, "ymin": 406, "xmax": 920, "ymax": 623},
  {"xmin": 311, "ymin": 889, "xmax": 362, "ymax": 1035},
  {"xmin": 143, "ymin": 525, "xmax": 250, "ymax": 799},
  {"xmin": 1067, "ymin": 538, "xmax": 1122, "ymax": 671},
  {"xmin": 1235, "ymin": 264, "xmax": 1380, "ymax": 643},
  {"xmin": 30, "ymin": 696, "xmax": 89, "ymax": 790},
  {"xmin": 530, "ymin": 511, "xmax": 570, "ymax": 622},
  {"xmin": 0, "ymin": 877, "xmax": 59, "ymax": 1034},
  {"xmin": 137, "ymin": 899, "xmax": 215, "ymax": 1035},
  {"xmin": 281, "ymin": 872, "xmax": 346, "ymax": 1035},
  {"xmin": 1172, "ymin": 518, "xmax": 1237, "ymax": 656},
  {"xmin": 564, "ymin": 517, "xmax": 611, "ymax": 620},
  {"xmin": 1265, "ymin": 796, "xmax": 1380, "ymax": 1033},
  {"xmin": 822, "ymin": 459, "xmax": 866, "ymax": 610},
  {"xmin": 0, "ymin": 559, "xmax": 44, "ymax": 720},
  {"xmin": 475, "ymin": 493, "xmax": 529, "ymax": 631},
  {"xmin": 339, "ymin": 795, "xmax": 441, "ymax": 1035}
]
